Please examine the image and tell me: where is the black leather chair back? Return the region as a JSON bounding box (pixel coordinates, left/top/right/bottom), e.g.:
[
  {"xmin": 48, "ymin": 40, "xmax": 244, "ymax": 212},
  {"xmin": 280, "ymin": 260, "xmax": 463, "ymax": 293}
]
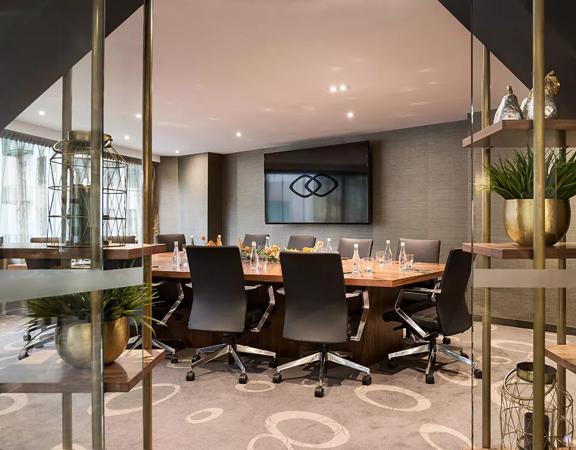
[
  {"xmin": 338, "ymin": 238, "xmax": 373, "ymax": 258},
  {"xmin": 280, "ymin": 252, "xmax": 348, "ymax": 344},
  {"xmin": 286, "ymin": 235, "xmax": 316, "ymax": 250},
  {"xmin": 436, "ymin": 249, "xmax": 473, "ymax": 336},
  {"xmin": 243, "ymin": 233, "xmax": 268, "ymax": 248},
  {"xmin": 186, "ymin": 246, "xmax": 247, "ymax": 333},
  {"xmin": 156, "ymin": 234, "xmax": 186, "ymax": 252},
  {"xmin": 397, "ymin": 238, "xmax": 441, "ymax": 263}
]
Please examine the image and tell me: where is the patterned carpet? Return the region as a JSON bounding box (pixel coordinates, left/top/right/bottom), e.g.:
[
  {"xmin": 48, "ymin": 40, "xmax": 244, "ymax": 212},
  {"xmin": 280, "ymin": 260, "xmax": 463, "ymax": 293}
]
[{"xmin": 0, "ymin": 314, "xmax": 574, "ymax": 449}]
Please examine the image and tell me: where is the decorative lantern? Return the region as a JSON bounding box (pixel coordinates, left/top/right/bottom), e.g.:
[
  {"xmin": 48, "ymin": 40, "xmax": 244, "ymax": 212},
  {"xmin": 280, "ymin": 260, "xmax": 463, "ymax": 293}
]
[
  {"xmin": 48, "ymin": 131, "xmax": 128, "ymax": 247},
  {"xmin": 500, "ymin": 362, "xmax": 573, "ymax": 449}
]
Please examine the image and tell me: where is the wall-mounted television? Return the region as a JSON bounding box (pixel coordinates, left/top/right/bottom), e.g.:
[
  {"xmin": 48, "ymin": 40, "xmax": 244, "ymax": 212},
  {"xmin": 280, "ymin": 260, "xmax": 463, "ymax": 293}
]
[{"xmin": 264, "ymin": 141, "xmax": 372, "ymax": 224}]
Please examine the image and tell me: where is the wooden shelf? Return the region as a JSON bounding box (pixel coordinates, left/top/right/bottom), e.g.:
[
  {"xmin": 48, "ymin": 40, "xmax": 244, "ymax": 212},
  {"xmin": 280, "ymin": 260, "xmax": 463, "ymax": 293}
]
[
  {"xmin": 0, "ymin": 243, "xmax": 165, "ymax": 260},
  {"xmin": 462, "ymin": 242, "xmax": 576, "ymax": 259},
  {"xmin": 546, "ymin": 345, "xmax": 576, "ymax": 374},
  {"xmin": 0, "ymin": 349, "xmax": 165, "ymax": 393},
  {"xmin": 462, "ymin": 119, "xmax": 576, "ymax": 149}
]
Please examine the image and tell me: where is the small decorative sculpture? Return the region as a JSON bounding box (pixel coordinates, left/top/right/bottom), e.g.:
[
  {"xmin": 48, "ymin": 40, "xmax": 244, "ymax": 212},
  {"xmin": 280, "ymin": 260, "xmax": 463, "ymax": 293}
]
[
  {"xmin": 520, "ymin": 70, "xmax": 560, "ymax": 119},
  {"xmin": 494, "ymin": 85, "xmax": 523, "ymax": 122}
]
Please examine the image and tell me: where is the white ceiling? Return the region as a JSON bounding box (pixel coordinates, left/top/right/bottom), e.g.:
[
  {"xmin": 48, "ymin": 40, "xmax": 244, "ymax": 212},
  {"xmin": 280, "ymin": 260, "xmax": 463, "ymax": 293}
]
[{"xmin": 11, "ymin": 0, "xmax": 527, "ymax": 156}]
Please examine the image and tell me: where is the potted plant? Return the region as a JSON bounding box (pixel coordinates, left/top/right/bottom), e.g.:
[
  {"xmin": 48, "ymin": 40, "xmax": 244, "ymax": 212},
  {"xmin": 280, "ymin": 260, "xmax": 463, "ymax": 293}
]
[
  {"xmin": 22, "ymin": 284, "xmax": 157, "ymax": 368},
  {"xmin": 486, "ymin": 148, "xmax": 576, "ymax": 245}
]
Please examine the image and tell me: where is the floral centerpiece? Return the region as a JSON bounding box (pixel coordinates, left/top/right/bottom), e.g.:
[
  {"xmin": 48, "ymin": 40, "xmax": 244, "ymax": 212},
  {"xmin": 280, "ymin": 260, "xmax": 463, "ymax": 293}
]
[
  {"xmin": 201, "ymin": 235, "xmax": 223, "ymax": 246},
  {"xmin": 237, "ymin": 238, "xmax": 281, "ymax": 262}
]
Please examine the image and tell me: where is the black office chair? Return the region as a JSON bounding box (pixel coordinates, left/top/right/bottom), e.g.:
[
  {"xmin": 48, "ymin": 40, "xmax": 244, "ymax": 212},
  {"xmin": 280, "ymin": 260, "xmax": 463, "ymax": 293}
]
[
  {"xmin": 396, "ymin": 238, "xmax": 441, "ymax": 263},
  {"xmin": 286, "ymin": 235, "xmax": 316, "ymax": 250},
  {"xmin": 272, "ymin": 252, "xmax": 371, "ymax": 398},
  {"xmin": 156, "ymin": 234, "xmax": 186, "ymax": 252},
  {"xmin": 185, "ymin": 246, "xmax": 276, "ymax": 384},
  {"xmin": 338, "ymin": 238, "xmax": 373, "ymax": 258},
  {"xmin": 385, "ymin": 249, "xmax": 481, "ymax": 384},
  {"xmin": 243, "ymin": 233, "xmax": 269, "ymax": 248}
]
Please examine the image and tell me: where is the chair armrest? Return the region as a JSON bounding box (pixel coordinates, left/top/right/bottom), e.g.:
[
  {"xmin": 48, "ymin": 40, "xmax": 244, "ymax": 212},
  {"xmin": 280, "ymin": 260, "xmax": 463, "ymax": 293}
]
[
  {"xmin": 394, "ymin": 289, "xmax": 432, "ymax": 339},
  {"xmin": 345, "ymin": 290, "xmax": 363, "ymax": 299},
  {"xmin": 244, "ymin": 284, "xmax": 262, "ymax": 292},
  {"xmin": 349, "ymin": 289, "xmax": 369, "ymax": 342},
  {"xmin": 276, "ymin": 287, "xmax": 285, "ymax": 296},
  {"xmin": 158, "ymin": 282, "xmax": 185, "ymax": 325},
  {"xmin": 251, "ymin": 285, "xmax": 276, "ymax": 333},
  {"xmin": 185, "ymin": 282, "xmax": 193, "ymax": 289}
]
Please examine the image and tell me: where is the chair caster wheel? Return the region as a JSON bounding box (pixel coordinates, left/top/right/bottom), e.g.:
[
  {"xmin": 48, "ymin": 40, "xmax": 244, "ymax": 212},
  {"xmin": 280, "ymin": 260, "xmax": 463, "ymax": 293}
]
[
  {"xmin": 170, "ymin": 356, "xmax": 178, "ymax": 364},
  {"xmin": 474, "ymin": 368, "xmax": 483, "ymax": 379},
  {"xmin": 425, "ymin": 374, "xmax": 435, "ymax": 384},
  {"xmin": 272, "ymin": 373, "xmax": 283, "ymax": 384},
  {"xmin": 362, "ymin": 375, "xmax": 372, "ymax": 386},
  {"xmin": 239, "ymin": 373, "xmax": 248, "ymax": 384},
  {"xmin": 23, "ymin": 334, "xmax": 31, "ymax": 342},
  {"xmin": 191, "ymin": 354, "xmax": 201, "ymax": 363},
  {"xmin": 443, "ymin": 337, "xmax": 451, "ymax": 345},
  {"xmin": 460, "ymin": 352, "xmax": 469, "ymax": 359},
  {"xmin": 269, "ymin": 358, "xmax": 278, "ymax": 368},
  {"xmin": 314, "ymin": 386, "xmax": 324, "ymax": 398},
  {"xmin": 384, "ymin": 357, "xmax": 398, "ymax": 370},
  {"xmin": 186, "ymin": 371, "xmax": 195, "ymax": 381}
]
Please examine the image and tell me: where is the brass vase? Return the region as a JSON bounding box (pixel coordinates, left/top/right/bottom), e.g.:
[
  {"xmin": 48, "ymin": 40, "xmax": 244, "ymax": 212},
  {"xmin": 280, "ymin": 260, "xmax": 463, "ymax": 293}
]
[
  {"xmin": 504, "ymin": 199, "xmax": 571, "ymax": 246},
  {"xmin": 55, "ymin": 316, "xmax": 130, "ymax": 368}
]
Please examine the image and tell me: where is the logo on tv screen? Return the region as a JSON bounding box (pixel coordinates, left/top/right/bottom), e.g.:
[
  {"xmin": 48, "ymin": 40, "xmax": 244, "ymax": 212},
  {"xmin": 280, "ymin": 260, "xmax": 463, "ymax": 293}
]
[{"xmin": 288, "ymin": 173, "xmax": 339, "ymax": 198}]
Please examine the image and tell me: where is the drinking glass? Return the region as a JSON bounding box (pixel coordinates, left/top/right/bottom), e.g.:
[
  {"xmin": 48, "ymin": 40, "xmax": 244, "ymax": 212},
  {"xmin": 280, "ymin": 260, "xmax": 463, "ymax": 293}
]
[
  {"xmin": 406, "ymin": 254, "xmax": 414, "ymax": 270},
  {"xmin": 375, "ymin": 251, "xmax": 385, "ymax": 264},
  {"xmin": 363, "ymin": 257, "xmax": 374, "ymax": 274}
]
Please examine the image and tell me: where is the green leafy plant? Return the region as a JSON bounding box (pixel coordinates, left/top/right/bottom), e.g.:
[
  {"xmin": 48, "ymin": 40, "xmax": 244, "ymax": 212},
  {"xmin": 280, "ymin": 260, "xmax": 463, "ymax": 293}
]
[
  {"xmin": 22, "ymin": 284, "xmax": 160, "ymax": 342},
  {"xmin": 487, "ymin": 147, "xmax": 576, "ymax": 199}
]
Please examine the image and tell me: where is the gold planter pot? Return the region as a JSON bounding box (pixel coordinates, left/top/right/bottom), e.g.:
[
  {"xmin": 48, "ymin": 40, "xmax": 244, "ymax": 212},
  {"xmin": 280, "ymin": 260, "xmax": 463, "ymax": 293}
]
[
  {"xmin": 55, "ymin": 316, "xmax": 129, "ymax": 368},
  {"xmin": 504, "ymin": 198, "xmax": 571, "ymax": 246}
]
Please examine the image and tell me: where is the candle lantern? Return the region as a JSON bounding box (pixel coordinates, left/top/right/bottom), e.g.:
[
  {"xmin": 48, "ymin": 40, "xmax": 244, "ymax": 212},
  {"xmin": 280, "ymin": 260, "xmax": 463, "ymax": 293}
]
[
  {"xmin": 500, "ymin": 362, "xmax": 573, "ymax": 449},
  {"xmin": 48, "ymin": 131, "xmax": 128, "ymax": 247}
]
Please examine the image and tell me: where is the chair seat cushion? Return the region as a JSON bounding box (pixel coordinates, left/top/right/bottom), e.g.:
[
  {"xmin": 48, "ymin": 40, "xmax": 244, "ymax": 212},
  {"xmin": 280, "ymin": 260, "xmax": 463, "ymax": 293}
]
[
  {"xmin": 412, "ymin": 306, "xmax": 440, "ymax": 331},
  {"xmin": 382, "ymin": 294, "xmax": 432, "ymax": 323}
]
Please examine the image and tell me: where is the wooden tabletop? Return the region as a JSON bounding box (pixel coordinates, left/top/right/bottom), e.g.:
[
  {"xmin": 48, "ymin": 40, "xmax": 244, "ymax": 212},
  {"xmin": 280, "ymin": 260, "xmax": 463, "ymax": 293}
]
[
  {"xmin": 0, "ymin": 349, "xmax": 165, "ymax": 393},
  {"xmin": 462, "ymin": 242, "xmax": 576, "ymax": 259},
  {"xmin": 151, "ymin": 252, "xmax": 444, "ymax": 288},
  {"xmin": 545, "ymin": 345, "xmax": 576, "ymax": 375},
  {"xmin": 0, "ymin": 243, "xmax": 166, "ymax": 260}
]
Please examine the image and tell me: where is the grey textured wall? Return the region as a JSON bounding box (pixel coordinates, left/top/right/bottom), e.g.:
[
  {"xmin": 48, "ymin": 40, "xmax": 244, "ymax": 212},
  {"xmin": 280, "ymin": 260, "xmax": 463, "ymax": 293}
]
[{"xmin": 222, "ymin": 120, "xmax": 470, "ymax": 261}]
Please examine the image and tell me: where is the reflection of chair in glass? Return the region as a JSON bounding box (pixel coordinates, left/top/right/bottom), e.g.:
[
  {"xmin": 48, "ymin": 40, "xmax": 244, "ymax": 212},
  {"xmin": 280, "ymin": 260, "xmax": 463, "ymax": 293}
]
[
  {"xmin": 106, "ymin": 235, "xmax": 137, "ymax": 244},
  {"xmin": 286, "ymin": 235, "xmax": 316, "ymax": 250},
  {"xmin": 243, "ymin": 233, "xmax": 268, "ymax": 247},
  {"xmin": 337, "ymin": 238, "xmax": 373, "ymax": 258},
  {"xmin": 272, "ymin": 252, "xmax": 371, "ymax": 398},
  {"xmin": 156, "ymin": 234, "xmax": 185, "ymax": 252},
  {"xmin": 385, "ymin": 249, "xmax": 481, "ymax": 384},
  {"xmin": 185, "ymin": 246, "xmax": 276, "ymax": 384}
]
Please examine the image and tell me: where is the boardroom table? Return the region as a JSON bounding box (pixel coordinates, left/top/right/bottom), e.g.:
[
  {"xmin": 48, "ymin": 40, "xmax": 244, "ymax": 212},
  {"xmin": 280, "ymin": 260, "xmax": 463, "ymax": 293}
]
[{"xmin": 152, "ymin": 252, "xmax": 444, "ymax": 365}]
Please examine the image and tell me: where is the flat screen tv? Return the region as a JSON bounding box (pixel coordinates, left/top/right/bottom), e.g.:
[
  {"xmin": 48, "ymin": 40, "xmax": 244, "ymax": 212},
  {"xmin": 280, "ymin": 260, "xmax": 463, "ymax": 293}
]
[{"xmin": 264, "ymin": 141, "xmax": 372, "ymax": 224}]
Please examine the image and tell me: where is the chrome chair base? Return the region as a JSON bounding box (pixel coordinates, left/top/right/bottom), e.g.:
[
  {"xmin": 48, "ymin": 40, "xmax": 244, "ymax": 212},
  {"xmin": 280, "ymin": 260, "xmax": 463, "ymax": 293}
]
[
  {"xmin": 272, "ymin": 349, "xmax": 372, "ymax": 398},
  {"xmin": 186, "ymin": 342, "xmax": 276, "ymax": 384},
  {"xmin": 387, "ymin": 339, "xmax": 482, "ymax": 384}
]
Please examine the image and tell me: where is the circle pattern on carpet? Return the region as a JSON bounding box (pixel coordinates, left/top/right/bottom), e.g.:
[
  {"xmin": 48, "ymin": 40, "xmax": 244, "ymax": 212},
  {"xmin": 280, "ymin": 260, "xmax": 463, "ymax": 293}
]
[
  {"xmin": 0, "ymin": 393, "xmax": 28, "ymax": 416},
  {"xmin": 235, "ymin": 380, "xmax": 276, "ymax": 393},
  {"xmin": 186, "ymin": 407, "xmax": 223, "ymax": 424},
  {"xmin": 419, "ymin": 423, "xmax": 472, "ymax": 449},
  {"xmin": 354, "ymin": 385, "xmax": 431, "ymax": 412}
]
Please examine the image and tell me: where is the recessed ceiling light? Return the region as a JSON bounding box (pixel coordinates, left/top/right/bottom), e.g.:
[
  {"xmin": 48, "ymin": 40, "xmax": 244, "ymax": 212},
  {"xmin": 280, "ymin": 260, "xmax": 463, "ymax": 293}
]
[
  {"xmin": 235, "ymin": 131, "xmax": 243, "ymax": 138},
  {"xmin": 124, "ymin": 135, "xmax": 130, "ymax": 140},
  {"xmin": 134, "ymin": 113, "xmax": 142, "ymax": 119},
  {"xmin": 38, "ymin": 110, "xmax": 46, "ymax": 116},
  {"xmin": 175, "ymin": 149, "xmax": 180, "ymax": 154},
  {"xmin": 328, "ymin": 85, "xmax": 338, "ymax": 93},
  {"xmin": 346, "ymin": 111, "xmax": 355, "ymax": 119},
  {"xmin": 339, "ymin": 84, "xmax": 348, "ymax": 92}
]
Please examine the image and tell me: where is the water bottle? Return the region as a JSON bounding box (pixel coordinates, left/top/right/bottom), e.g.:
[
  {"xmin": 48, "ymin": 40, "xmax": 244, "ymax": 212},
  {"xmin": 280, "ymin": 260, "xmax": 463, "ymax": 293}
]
[
  {"xmin": 216, "ymin": 234, "xmax": 223, "ymax": 246},
  {"xmin": 190, "ymin": 234, "xmax": 195, "ymax": 246},
  {"xmin": 249, "ymin": 241, "xmax": 259, "ymax": 270},
  {"xmin": 398, "ymin": 241, "xmax": 407, "ymax": 269},
  {"xmin": 326, "ymin": 237, "xmax": 334, "ymax": 253},
  {"xmin": 172, "ymin": 241, "xmax": 181, "ymax": 268},
  {"xmin": 352, "ymin": 243, "xmax": 361, "ymax": 274},
  {"xmin": 265, "ymin": 235, "xmax": 270, "ymax": 249},
  {"xmin": 384, "ymin": 239, "xmax": 393, "ymax": 265}
]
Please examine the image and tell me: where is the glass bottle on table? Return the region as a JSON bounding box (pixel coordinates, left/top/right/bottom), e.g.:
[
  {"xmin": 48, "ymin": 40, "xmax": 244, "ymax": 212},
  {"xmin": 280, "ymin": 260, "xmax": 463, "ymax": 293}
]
[
  {"xmin": 398, "ymin": 241, "xmax": 407, "ymax": 270},
  {"xmin": 352, "ymin": 243, "xmax": 361, "ymax": 274},
  {"xmin": 216, "ymin": 234, "xmax": 223, "ymax": 246},
  {"xmin": 172, "ymin": 241, "xmax": 181, "ymax": 268},
  {"xmin": 326, "ymin": 237, "xmax": 334, "ymax": 253},
  {"xmin": 190, "ymin": 234, "xmax": 195, "ymax": 246},
  {"xmin": 249, "ymin": 241, "xmax": 259, "ymax": 270},
  {"xmin": 384, "ymin": 239, "xmax": 393, "ymax": 265},
  {"xmin": 265, "ymin": 235, "xmax": 270, "ymax": 249}
]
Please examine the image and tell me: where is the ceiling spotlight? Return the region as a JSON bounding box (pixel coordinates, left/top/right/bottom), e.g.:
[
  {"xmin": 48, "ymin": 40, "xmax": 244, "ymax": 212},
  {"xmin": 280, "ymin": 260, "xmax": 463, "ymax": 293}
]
[
  {"xmin": 235, "ymin": 131, "xmax": 243, "ymax": 138},
  {"xmin": 346, "ymin": 111, "xmax": 355, "ymax": 119},
  {"xmin": 124, "ymin": 135, "xmax": 130, "ymax": 140},
  {"xmin": 339, "ymin": 84, "xmax": 348, "ymax": 92},
  {"xmin": 328, "ymin": 85, "xmax": 338, "ymax": 93},
  {"xmin": 175, "ymin": 149, "xmax": 180, "ymax": 154},
  {"xmin": 135, "ymin": 113, "xmax": 142, "ymax": 119},
  {"xmin": 38, "ymin": 110, "xmax": 46, "ymax": 116}
]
